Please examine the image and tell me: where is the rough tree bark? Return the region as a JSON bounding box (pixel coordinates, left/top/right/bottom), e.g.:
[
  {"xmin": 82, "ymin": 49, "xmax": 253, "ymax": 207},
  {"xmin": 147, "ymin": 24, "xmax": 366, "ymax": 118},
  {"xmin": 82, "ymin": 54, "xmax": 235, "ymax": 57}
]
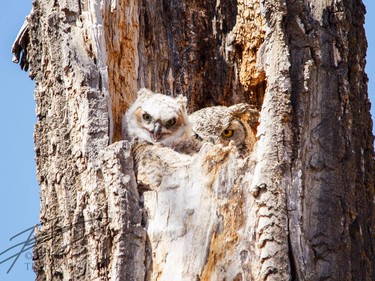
[{"xmin": 12, "ymin": 0, "xmax": 374, "ymax": 280}]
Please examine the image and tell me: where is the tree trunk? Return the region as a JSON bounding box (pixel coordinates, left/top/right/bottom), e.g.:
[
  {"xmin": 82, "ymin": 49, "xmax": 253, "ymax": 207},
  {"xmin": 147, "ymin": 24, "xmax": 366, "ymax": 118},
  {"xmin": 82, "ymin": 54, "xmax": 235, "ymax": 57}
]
[{"xmin": 13, "ymin": 0, "xmax": 374, "ymax": 280}]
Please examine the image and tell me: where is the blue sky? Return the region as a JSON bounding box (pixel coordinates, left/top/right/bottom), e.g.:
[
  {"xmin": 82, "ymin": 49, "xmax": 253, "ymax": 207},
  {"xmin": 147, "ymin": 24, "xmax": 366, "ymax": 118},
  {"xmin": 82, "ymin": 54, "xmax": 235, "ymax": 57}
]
[
  {"xmin": 0, "ymin": 1, "xmax": 37, "ymax": 280},
  {"xmin": 365, "ymin": 0, "xmax": 375, "ymax": 124},
  {"xmin": 0, "ymin": 1, "xmax": 374, "ymax": 280}
]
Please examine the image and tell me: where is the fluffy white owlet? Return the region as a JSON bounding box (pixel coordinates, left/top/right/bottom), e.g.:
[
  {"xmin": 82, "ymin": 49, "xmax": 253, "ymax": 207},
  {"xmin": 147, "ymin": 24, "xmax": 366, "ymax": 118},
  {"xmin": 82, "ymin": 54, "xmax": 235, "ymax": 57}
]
[
  {"xmin": 123, "ymin": 88, "xmax": 198, "ymax": 152},
  {"xmin": 189, "ymin": 103, "xmax": 258, "ymax": 155}
]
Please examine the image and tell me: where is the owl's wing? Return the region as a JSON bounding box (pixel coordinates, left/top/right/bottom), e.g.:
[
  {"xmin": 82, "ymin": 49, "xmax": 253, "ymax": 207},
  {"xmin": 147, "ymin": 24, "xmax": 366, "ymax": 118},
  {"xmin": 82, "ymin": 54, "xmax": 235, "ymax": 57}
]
[
  {"xmin": 132, "ymin": 142, "xmax": 193, "ymax": 191},
  {"xmin": 132, "ymin": 141, "xmax": 236, "ymax": 191}
]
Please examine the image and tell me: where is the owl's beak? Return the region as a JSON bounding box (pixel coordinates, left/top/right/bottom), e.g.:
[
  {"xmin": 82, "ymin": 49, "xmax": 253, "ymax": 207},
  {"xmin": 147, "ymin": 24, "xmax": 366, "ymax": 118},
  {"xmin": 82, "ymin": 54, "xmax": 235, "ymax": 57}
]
[{"xmin": 152, "ymin": 122, "xmax": 162, "ymax": 141}]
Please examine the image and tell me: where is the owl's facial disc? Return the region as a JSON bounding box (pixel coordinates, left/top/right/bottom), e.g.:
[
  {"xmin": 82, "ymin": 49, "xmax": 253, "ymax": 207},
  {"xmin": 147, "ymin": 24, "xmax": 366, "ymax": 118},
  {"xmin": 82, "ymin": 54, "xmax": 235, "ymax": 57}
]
[{"xmin": 134, "ymin": 106, "xmax": 185, "ymax": 144}]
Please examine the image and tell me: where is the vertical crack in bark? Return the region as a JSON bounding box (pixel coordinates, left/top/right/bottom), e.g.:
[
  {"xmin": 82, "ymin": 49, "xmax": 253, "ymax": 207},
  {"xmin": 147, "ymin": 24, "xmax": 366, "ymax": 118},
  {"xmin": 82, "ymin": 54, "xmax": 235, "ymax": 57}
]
[{"xmin": 103, "ymin": 0, "xmax": 139, "ymax": 142}]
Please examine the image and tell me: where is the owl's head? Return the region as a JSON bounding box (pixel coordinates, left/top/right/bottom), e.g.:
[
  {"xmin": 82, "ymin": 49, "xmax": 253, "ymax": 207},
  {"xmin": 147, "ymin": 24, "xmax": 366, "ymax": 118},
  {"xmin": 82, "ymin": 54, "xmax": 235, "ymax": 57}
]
[
  {"xmin": 190, "ymin": 103, "xmax": 258, "ymax": 154},
  {"xmin": 124, "ymin": 88, "xmax": 190, "ymax": 146}
]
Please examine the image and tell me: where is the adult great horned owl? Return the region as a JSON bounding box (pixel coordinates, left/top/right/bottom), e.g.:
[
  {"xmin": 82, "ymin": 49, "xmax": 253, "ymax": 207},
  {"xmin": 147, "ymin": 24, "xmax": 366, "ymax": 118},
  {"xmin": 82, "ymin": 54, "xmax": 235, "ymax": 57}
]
[
  {"xmin": 189, "ymin": 103, "xmax": 258, "ymax": 155},
  {"xmin": 122, "ymin": 88, "xmax": 198, "ymax": 152}
]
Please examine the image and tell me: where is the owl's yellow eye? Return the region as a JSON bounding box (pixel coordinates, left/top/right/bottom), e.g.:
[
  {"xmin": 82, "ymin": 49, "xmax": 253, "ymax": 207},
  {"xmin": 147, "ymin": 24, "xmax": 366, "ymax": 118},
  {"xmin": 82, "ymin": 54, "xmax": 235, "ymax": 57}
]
[
  {"xmin": 165, "ymin": 118, "xmax": 176, "ymax": 127},
  {"xmin": 142, "ymin": 113, "xmax": 152, "ymax": 122},
  {"xmin": 222, "ymin": 129, "xmax": 234, "ymax": 138}
]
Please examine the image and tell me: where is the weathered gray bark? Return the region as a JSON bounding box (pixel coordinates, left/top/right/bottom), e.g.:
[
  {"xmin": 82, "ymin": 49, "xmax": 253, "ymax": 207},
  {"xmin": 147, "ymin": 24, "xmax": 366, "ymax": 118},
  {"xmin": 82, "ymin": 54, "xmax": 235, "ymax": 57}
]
[
  {"xmin": 286, "ymin": 1, "xmax": 375, "ymax": 279},
  {"xmin": 12, "ymin": 0, "xmax": 374, "ymax": 280}
]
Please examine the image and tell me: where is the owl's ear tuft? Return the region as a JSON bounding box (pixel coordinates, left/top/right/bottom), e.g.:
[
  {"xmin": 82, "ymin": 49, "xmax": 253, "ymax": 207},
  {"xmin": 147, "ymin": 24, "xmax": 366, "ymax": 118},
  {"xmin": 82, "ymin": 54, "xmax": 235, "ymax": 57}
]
[
  {"xmin": 229, "ymin": 103, "xmax": 250, "ymax": 116},
  {"xmin": 230, "ymin": 103, "xmax": 259, "ymax": 117},
  {"xmin": 230, "ymin": 103, "xmax": 259, "ymax": 128},
  {"xmin": 137, "ymin": 88, "xmax": 154, "ymax": 99},
  {"xmin": 176, "ymin": 95, "xmax": 188, "ymax": 108}
]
